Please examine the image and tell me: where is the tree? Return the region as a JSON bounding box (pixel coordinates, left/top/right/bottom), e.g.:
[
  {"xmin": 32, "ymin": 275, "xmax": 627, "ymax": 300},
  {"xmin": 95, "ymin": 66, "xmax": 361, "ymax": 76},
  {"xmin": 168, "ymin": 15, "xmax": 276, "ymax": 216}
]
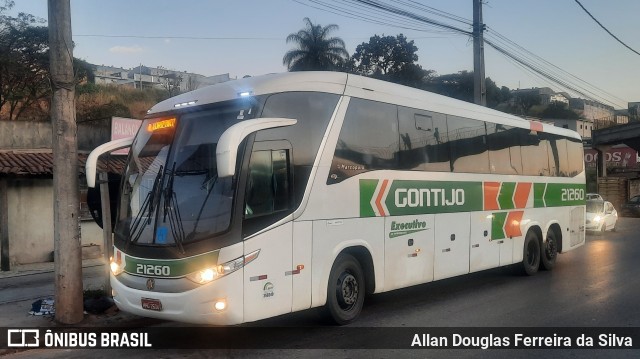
[
  {"xmin": 351, "ymin": 35, "xmax": 413, "ymax": 75},
  {"xmin": 0, "ymin": 1, "xmax": 94, "ymax": 121},
  {"xmin": 349, "ymin": 34, "xmax": 434, "ymax": 88},
  {"xmin": 283, "ymin": 17, "xmax": 348, "ymax": 71},
  {"xmin": 0, "ymin": 1, "xmax": 49, "ymax": 120},
  {"xmin": 515, "ymin": 92, "xmax": 541, "ymax": 115},
  {"xmin": 485, "ymin": 78, "xmax": 511, "ymax": 108},
  {"xmin": 427, "ymin": 70, "xmax": 475, "ymax": 102}
]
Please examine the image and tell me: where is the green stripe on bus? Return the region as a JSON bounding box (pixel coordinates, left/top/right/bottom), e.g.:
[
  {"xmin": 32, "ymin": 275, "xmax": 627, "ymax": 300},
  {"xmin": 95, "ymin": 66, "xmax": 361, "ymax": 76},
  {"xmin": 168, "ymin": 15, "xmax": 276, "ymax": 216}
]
[
  {"xmin": 544, "ymin": 183, "xmax": 587, "ymax": 207},
  {"xmin": 122, "ymin": 250, "xmax": 220, "ymax": 278},
  {"xmin": 534, "ymin": 183, "xmax": 546, "ymax": 208},
  {"xmin": 359, "ymin": 180, "xmax": 585, "ymax": 217},
  {"xmin": 359, "ymin": 179, "xmax": 378, "ymax": 217},
  {"xmin": 498, "ymin": 182, "xmax": 516, "ymax": 210},
  {"xmin": 491, "ymin": 212, "xmax": 508, "ymax": 240}
]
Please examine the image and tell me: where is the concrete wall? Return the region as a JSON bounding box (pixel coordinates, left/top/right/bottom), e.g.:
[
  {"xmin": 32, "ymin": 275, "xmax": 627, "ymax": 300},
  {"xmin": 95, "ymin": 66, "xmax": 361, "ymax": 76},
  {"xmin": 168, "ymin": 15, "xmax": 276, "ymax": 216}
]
[
  {"xmin": 0, "ymin": 121, "xmax": 110, "ymax": 151},
  {"xmin": 7, "ymin": 178, "xmax": 102, "ymax": 265}
]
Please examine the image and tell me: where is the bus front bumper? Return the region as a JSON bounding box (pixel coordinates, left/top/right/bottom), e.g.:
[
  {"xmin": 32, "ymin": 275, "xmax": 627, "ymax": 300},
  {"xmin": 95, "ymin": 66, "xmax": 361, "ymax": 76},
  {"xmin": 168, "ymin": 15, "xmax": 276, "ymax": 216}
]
[{"xmin": 110, "ymin": 272, "xmax": 244, "ymax": 325}]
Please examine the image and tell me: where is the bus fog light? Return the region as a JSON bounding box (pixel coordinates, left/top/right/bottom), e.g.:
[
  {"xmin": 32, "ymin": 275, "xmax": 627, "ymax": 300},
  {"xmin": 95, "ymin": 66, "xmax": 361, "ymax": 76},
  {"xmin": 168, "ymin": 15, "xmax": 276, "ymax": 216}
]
[
  {"xmin": 214, "ymin": 300, "xmax": 227, "ymax": 311},
  {"xmin": 111, "ymin": 289, "xmax": 117, "ymax": 297}
]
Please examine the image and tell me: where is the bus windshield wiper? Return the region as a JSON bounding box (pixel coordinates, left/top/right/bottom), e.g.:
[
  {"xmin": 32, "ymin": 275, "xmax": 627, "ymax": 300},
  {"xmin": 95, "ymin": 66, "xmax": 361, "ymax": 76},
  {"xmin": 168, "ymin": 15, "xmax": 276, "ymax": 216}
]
[
  {"xmin": 163, "ymin": 162, "xmax": 186, "ymax": 253},
  {"xmin": 129, "ymin": 165, "xmax": 163, "ymax": 246}
]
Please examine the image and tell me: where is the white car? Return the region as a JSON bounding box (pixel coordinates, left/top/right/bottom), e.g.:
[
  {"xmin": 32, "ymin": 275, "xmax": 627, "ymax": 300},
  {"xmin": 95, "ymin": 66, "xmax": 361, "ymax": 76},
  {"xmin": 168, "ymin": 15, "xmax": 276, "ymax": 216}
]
[
  {"xmin": 586, "ymin": 193, "xmax": 603, "ymax": 201},
  {"xmin": 586, "ymin": 199, "xmax": 618, "ymax": 233}
]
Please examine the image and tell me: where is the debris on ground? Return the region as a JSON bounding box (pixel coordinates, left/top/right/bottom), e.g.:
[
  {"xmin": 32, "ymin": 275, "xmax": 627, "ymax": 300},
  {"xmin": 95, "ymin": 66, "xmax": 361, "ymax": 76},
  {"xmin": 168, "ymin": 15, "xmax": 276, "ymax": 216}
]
[{"xmin": 29, "ymin": 298, "xmax": 55, "ymax": 316}]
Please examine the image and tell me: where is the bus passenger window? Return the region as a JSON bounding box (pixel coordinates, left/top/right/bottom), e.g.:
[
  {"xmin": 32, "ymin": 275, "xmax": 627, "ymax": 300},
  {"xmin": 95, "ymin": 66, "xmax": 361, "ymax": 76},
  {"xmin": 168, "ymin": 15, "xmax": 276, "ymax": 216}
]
[
  {"xmin": 397, "ymin": 106, "xmax": 450, "ymax": 172},
  {"xmin": 447, "ymin": 116, "xmax": 489, "ymax": 173},
  {"xmin": 329, "ymin": 98, "xmax": 399, "ymax": 183},
  {"xmin": 486, "ymin": 123, "xmax": 523, "ymax": 175},
  {"xmin": 245, "ymin": 149, "xmax": 291, "ymax": 218}
]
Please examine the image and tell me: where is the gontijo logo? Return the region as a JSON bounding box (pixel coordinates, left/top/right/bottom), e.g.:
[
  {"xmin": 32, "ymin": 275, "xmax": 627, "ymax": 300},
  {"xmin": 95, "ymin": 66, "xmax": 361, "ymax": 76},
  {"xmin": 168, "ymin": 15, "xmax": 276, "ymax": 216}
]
[{"xmin": 360, "ymin": 179, "xmax": 483, "ymax": 217}]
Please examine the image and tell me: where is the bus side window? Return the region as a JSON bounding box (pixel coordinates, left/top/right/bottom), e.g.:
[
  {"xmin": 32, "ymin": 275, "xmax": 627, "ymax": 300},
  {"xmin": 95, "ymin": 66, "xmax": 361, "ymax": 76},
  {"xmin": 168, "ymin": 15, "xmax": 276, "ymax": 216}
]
[
  {"xmin": 329, "ymin": 98, "xmax": 399, "ymax": 183},
  {"xmin": 521, "ymin": 131, "xmax": 551, "ymax": 176},
  {"xmin": 447, "ymin": 115, "xmax": 489, "ymax": 173},
  {"xmin": 245, "ymin": 149, "xmax": 292, "ymax": 219},
  {"xmin": 397, "ymin": 106, "xmax": 450, "ymax": 172},
  {"xmin": 486, "ymin": 123, "xmax": 523, "ymax": 175}
]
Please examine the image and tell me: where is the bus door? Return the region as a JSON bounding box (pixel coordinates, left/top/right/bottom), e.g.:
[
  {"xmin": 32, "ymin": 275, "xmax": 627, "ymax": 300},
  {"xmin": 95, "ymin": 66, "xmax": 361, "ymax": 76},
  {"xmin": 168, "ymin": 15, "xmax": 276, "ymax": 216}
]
[
  {"xmin": 384, "ymin": 215, "xmax": 435, "ymax": 290},
  {"xmin": 242, "ymin": 142, "xmax": 294, "ymax": 322}
]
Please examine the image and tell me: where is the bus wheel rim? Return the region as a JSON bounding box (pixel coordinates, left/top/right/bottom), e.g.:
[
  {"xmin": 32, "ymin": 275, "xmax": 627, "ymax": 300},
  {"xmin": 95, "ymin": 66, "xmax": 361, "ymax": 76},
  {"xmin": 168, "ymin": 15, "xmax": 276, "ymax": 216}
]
[{"xmin": 338, "ymin": 272, "xmax": 358, "ymax": 308}]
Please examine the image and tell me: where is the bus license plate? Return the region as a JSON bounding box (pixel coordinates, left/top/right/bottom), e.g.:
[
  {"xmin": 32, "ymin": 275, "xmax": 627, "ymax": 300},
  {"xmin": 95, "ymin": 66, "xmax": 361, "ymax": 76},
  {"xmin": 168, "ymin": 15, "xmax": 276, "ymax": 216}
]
[{"xmin": 141, "ymin": 298, "xmax": 162, "ymax": 311}]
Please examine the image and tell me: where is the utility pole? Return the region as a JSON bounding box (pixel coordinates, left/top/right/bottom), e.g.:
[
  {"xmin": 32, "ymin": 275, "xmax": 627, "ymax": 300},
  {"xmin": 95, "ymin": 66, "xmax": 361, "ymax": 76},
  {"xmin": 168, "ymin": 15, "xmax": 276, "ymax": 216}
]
[
  {"xmin": 49, "ymin": 0, "xmax": 84, "ymax": 324},
  {"xmin": 473, "ymin": 0, "xmax": 486, "ymax": 106}
]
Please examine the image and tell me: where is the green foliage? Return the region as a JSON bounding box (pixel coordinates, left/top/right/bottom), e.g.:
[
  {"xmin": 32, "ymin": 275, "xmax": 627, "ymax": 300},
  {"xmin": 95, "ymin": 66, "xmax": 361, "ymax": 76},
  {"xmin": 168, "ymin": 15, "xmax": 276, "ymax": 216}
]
[
  {"xmin": 76, "ymin": 83, "xmax": 100, "ymax": 95},
  {"xmin": 542, "ymin": 101, "xmax": 579, "ymax": 119},
  {"xmin": 76, "ymin": 85, "xmax": 169, "ymax": 123},
  {"xmin": 0, "ymin": 2, "xmax": 97, "ymax": 121},
  {"xmin": 351, "ymin": 34, "xmax": 417, "ymax": 75},
  {"xmin": 349, "ymin": 34, "xmax": 433, "ymax": 88},
  {"xmin": 0, "ymin": 1, "xmax": 50, "ymax": 121},
  {"xmin": 283, "ymin": 17, "xmax": 349, "ymax": 71},
  {"xmin": 426, "ymin": 70, "xmax": 474, "ymax": 102},
  {"xmin": 512, "ymin": 92, "xmax": 541, "ymax": 114},
  {"xmin": 80, "ymin": 101, "xmax": 131, "ymax": 123}
]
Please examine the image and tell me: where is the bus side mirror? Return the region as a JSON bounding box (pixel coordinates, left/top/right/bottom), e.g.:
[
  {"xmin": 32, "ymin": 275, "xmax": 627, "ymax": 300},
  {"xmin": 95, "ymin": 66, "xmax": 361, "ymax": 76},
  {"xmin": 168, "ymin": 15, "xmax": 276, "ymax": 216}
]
[
  {"xmin": 86, "ymin": 137, "xmax": 134, "ymax": 187},
  {"xmin": 216, "ymin": 118, "xmax": 297, "ymax": 178}
]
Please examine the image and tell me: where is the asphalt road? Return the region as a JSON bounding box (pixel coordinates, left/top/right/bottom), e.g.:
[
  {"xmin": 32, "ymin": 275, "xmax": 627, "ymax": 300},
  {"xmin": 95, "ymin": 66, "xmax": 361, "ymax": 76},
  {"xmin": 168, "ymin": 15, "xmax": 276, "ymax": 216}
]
[
  {"xmin": 3, "ymin": 218, "xmax": 640, "ymax": 358},
  {"xmin": 0, "ymin": 264, "xmax": 106, "ymax": 305}
]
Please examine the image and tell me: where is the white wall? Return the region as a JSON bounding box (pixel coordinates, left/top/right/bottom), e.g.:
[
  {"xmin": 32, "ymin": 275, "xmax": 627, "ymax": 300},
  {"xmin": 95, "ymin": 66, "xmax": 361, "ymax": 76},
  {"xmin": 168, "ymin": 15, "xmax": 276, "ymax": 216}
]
[{"xmin": 7, "ymin": 178, "xmax": 103, "ymax": 265}]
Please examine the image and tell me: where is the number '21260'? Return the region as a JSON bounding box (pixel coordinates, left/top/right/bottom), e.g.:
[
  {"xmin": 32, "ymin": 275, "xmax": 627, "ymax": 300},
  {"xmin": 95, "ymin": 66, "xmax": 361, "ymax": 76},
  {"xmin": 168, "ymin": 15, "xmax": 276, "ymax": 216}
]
[{"xmin": 136, "ymin": 263, "xmax": 170, "ymax": 276}]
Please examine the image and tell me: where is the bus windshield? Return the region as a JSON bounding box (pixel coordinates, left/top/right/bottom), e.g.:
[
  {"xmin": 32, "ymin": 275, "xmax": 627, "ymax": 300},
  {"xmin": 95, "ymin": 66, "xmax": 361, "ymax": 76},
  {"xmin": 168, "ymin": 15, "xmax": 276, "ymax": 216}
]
[{"xmin": 115, "ymin": 99, "xmax": 258, "ymax": 248}]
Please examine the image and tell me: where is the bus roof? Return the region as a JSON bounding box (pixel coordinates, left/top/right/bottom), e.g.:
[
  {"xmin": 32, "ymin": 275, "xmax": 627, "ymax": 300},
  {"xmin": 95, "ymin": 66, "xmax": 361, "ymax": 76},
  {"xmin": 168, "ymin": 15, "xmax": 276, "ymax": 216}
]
[{"xmin": 147, "ymin": 71, "xmax": 582, "ymax": 141}]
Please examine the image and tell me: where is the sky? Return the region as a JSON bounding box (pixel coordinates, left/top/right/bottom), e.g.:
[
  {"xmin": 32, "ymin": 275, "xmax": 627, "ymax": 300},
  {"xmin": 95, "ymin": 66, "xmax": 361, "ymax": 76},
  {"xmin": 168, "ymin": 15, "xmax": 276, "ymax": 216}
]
[{"xmin": 9, "ymin": 0, "xmax": 640, "ymax": 109}]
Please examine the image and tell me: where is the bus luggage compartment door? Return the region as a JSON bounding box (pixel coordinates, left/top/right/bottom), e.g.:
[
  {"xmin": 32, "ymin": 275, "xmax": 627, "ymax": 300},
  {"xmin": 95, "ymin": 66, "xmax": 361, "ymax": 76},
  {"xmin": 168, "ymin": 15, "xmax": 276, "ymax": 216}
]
[
  {"xmin": 434, "ymin": 212, "xmax": 470, "ymax": 280},
  {"xmin": 384, "ymin": 214, "xmax": 435, "ymax": 290}
]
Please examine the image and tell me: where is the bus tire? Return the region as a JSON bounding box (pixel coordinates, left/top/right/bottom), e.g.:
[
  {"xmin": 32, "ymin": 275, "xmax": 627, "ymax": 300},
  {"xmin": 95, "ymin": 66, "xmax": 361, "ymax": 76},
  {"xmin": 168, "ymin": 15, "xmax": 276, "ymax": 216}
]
[
  {"xmin": 522, "ymin": 230, "xmax": 540, "ymax": 276},
  {"xmin": 324, "ymin": 253, "xmax": 365, "ymax": 325},
  {"xmin": 540, "ymin": 230, "xmax": 558, "ymax": 271}
]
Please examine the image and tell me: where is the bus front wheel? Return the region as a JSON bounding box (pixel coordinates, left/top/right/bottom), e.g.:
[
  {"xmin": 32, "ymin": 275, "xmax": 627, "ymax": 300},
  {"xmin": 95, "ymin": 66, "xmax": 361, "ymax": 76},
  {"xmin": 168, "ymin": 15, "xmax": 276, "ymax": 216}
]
[
  {"xmin": 522, "ymin": 231, "xmax": 540, "ymax": 276},
  {"xmin": 325, "ymin": 253, "xmax": 365, "ymax": 325}
]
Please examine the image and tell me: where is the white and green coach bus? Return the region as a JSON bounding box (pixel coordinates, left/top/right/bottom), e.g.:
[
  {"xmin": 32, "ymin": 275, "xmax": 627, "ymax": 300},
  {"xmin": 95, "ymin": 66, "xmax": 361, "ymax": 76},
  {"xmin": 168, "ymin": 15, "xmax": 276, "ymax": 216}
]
[{"xmin": 86, "ymin": 72, "xmax": 586, "ymax": 325}]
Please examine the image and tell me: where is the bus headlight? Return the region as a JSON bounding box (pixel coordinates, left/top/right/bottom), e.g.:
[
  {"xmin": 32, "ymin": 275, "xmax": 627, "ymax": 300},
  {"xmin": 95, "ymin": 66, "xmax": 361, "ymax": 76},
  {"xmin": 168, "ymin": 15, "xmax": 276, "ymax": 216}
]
[
  {"xmin": 593, "ymin": 215, "xmax": 602, "ymax": 222},
  {"xmin": 110, "ymin": 260, "xmax": 124, "ymax": 276},
  {"xmin": 186, "ymin": 249, "xmax": 260, "ymax": 285}
]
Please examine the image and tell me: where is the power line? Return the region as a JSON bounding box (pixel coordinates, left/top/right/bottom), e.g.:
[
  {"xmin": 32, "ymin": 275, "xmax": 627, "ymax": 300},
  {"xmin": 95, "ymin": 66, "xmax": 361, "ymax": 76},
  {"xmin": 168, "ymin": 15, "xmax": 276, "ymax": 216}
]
[
  {"xmin": 297, "ymin": 0, "xmax": 458, "ymax": 35},
  {"xmin": 573, "ymin": 0, "xmax": 640, "ymax": 56},
  {"xmin": 74, "ymin": 34, "xmax": 283, "ymax": 40},
  {"xmin": 485, "ymin": 28, "xmax": 627, "ymax": 105},
  {"xmin": 294, "ymin": 0, "xmax": 626, "ymax": 107}
]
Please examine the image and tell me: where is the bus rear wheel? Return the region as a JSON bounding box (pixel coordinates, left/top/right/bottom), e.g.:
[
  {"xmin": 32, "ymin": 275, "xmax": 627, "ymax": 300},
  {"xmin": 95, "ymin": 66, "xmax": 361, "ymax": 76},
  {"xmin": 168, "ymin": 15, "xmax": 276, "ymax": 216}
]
[
  {"xmin": 325, "ymin": 253, "xmax": 365, "ymax": 325},
  {"xmin": 540, "ymin": 230, "xmax": 558, "ymax": 271},
  {"xmin": 522, "ymin": 230, "xmax": 540, "ymax": 276}
]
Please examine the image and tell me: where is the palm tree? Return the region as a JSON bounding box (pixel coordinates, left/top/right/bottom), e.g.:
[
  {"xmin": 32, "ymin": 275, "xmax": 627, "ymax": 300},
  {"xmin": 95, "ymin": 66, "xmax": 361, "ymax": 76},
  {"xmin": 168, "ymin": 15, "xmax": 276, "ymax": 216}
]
[{"xmin": 283, "ymin": 17, "xmax": 349, "ymax": 72}]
